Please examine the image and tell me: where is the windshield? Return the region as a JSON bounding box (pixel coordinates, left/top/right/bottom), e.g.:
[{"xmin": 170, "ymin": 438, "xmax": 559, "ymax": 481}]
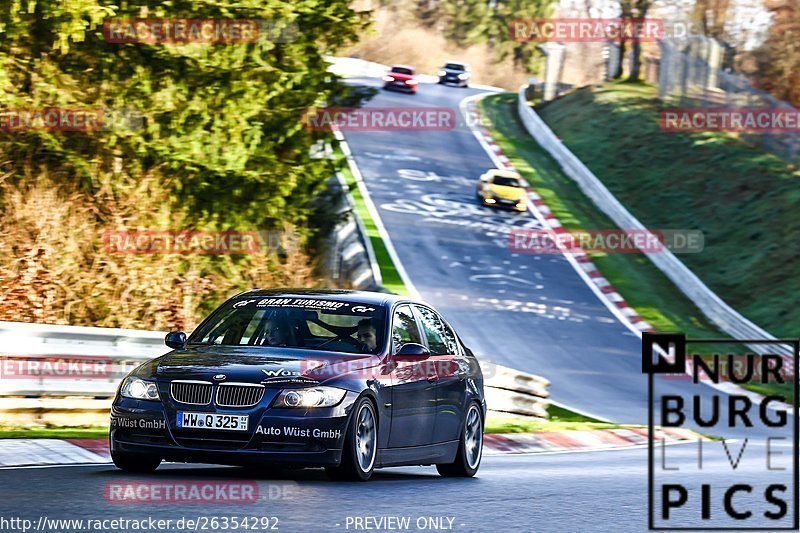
[
  {"xmin": 492, "ymin": 176, "xmax": 521, "ymax": 187},
  {"xmin": 188, "ymin": 297, "xmax": 385, "ymax": 354},
  {"xmin": 390, "ymin": 67, "xmax": 413, "ymax": 75},
  {"xmin": 444, "ymin": 63, "xmax": 465, "ymax": 71}
]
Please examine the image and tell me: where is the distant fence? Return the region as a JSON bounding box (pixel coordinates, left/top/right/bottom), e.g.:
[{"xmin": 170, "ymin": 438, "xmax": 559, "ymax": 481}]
[
  {"xmin": 516, "ymin": 87, "xmax": 793, "ymax": 364},
  {"xmin": 658, "ymin": 36, "xmax": 800, "ymax": 163},
  {"xmin": 0, "ymin": 321, "xmax": 549, "ymax": 425}
]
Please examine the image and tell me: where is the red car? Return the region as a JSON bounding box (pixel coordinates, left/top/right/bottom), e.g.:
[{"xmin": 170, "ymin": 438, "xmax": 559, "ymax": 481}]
[{"xmin": 382, "ymin": 65, "xmax": 419, "ymax": 93}]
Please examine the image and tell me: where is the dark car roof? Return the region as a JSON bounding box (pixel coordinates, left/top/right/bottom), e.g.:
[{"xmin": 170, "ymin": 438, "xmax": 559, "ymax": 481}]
[
  {"xmin": 232, "ymin": 288, "xmax": 409, "ymax": 308},
  {"xmin": 390, "ymin": 65, "xmax": 415, "ymax": 72}
]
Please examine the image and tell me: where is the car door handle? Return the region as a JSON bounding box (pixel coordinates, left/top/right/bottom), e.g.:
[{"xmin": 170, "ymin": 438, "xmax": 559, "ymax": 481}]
[{"xmin": 427, "ymin": 374, "xmax": 438, "ymax": 383}]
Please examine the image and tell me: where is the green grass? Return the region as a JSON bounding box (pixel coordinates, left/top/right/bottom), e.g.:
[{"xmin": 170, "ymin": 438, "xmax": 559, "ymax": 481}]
[
  {"xmin": 485, "ymin": 417, "xmax": 629, "ymax": 433},
  {"xmin": 0, "ymin": 426, "xmax": 108, "ymax": 439},
  {"xmin": 533, "ymin": 82, "xmax": 800, "ymax": 339},
  {"xmin": 486, "ymin": 404, "xmax": 631, "ymax": 433},
  {"xmin": 547, "ymin": 403, "xmax": 603, "ymax": 422},
  {"xmin": 479, "ymin": 93, "xmax": 725, "ymax": 345},
  {"xmin": 334, "ymin": 145, "xmax": 409, "ymax": 295}
]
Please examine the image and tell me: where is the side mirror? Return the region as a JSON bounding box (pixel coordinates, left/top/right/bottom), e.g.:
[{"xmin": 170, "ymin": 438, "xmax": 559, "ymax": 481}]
[
  {"xmin": 165, "ymin": 331, "xmax": 187, "ymax": 350},
  {"xmin": 395, "ymin": 342, "xmax": 431, "ymax": 360}
]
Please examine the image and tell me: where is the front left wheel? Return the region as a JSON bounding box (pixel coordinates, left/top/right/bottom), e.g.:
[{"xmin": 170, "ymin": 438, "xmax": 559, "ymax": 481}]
[
  {"xmin": 436, "ymin": 403, "xmax": 483, "ymax": 477},
  {"xmin": 326, "ymin": 397, "xmax": 377, "ymax": 481}
]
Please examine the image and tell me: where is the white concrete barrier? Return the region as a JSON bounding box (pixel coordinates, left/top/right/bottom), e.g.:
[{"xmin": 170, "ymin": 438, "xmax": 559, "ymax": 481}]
[{"xmin": 516, "ymin": 88, "xmax": 791, "ymax": 360}]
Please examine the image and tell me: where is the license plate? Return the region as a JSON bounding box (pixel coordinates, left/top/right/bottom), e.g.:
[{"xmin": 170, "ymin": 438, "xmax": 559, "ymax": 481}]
[{"xmin": 177, "ymin": 412, "xmax": 249, "ymax": 431}]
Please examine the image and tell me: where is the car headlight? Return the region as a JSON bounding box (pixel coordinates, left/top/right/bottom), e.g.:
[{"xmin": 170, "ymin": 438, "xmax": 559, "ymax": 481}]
[
  {"xmin": 438, "ymin": 70, "xmax": 446, "ymax": 77},
  {"xmin": 120, "ymin": 377, "xmax": 160, "ymax": 400},
  {"xmin": 457, "ymin": 73, "xmax": 469, "ymax": 80},
  {"xmin": 382, "ymin": 75, "xmax": 394, "ymax": 82},
  {"xmin": 275, "ymin": 386, "xmax": 347, "ymax": 408}
]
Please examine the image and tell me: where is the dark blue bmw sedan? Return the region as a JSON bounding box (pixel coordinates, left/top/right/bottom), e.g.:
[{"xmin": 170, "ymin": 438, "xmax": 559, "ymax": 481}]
[{"xmin": 110, "ymin": 289, "xmax": 486, "ymax": 481}]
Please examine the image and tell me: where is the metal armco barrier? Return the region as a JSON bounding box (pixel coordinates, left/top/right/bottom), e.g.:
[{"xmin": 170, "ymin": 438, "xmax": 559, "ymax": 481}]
[
  {"xmin": 480, "ymin": 361, "xmax": 549, "ymax": 419},
  {"xmin": 516, "ymin": 88, "xmax": 791, "ymax": 360},
  {"xmin": 0, "ymin": 321, "xmax": 550, "ymax": 425}
]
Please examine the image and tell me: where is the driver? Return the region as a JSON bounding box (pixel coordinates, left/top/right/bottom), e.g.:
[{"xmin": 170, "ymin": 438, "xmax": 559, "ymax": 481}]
[{"xmin": 356, "ymin": 318, "xmax": 378, "ymax": 352}]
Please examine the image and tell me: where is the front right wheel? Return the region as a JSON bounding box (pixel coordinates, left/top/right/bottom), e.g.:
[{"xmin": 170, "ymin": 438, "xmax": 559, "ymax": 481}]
[
  {"xmin": 436, "ymin": 403, "xmax": 483, "ymax": 477},
  {"xmin": 326, "ymin": 397, "xmax": 377, "ymax": 481}
]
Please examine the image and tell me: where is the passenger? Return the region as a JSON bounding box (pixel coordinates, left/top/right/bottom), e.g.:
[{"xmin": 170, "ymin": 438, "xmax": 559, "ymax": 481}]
[{"xmin": 263, "ymin": 317, "xmax": 289, "ymax": 346}]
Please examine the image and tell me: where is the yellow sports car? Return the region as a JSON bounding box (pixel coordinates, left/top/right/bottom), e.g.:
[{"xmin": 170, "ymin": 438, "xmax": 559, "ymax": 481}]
[{"xmin": 476, "ymin": 169, "xmax": 530, "ymax": 211}]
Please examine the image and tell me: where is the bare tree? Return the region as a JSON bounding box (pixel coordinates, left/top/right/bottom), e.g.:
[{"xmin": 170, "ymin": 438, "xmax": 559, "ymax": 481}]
[
  {"xmin": 754, "ymin": 0, "xmax": 800, "ymax": 106},
  {"xmin": 613, "ymin": 0, "xmax": 633, "ymax": 77},
  {"xmin": 627, "ymin": 0, "xmax": 655, "ymax": 81},
  {"xmin": 692, "ymin": 0, "xmax": 732, "ymax": 38}
]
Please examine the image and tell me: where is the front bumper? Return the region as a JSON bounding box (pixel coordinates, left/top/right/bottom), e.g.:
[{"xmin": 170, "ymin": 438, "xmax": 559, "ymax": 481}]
[
  {"xmin": 111, "ymin": 439, "xmax": 343, "ymax": 467},
  {"xmin": 480, "ymin": 195, "xmax": 527, "ymax": 211},
  {"xmin": 384, "ymin": 81, "xmax": 416, "ymax": 92},
  {"xmin": 110, "ymin": 392, "xmax": 356, "ymax": 467},
  {"xmin": 439, "ymin": 75, "xmax": 468, "ymax": 85}
]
